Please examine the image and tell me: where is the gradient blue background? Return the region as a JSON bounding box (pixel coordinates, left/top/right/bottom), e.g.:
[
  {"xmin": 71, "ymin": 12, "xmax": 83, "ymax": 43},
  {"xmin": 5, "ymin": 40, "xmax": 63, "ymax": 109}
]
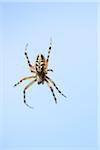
[{"xmin": 0, "ymin": 2, "xmax": 97, "ymax": 150}]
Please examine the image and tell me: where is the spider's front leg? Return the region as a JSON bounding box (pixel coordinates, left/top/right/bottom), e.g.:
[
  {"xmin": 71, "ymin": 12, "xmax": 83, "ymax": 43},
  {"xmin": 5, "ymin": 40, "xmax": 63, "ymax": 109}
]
[
  {"xmin": 25, "ymin": 43, "xmax": 35, "ymax": 73},
  {"xmin": 23, "ymin": 79, "xmax": 37, "ymax": 109},
  {"xmin": 45, "ymin": 38, "xmax": 52, "ymax": 69}
]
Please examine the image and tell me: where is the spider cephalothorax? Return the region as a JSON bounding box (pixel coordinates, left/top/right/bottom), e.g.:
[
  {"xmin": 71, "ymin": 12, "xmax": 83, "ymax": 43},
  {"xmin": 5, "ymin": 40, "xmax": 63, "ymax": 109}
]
[{"xmin": 14, "ymin": 39, "xmax": 66, "ymax": 108}]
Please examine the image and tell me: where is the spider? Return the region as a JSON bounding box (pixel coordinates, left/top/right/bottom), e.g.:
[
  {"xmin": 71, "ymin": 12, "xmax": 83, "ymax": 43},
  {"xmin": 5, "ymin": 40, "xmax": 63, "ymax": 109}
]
[{"xmin": 14, "ymin": 39, "xmax": 66, "ymax": 108}]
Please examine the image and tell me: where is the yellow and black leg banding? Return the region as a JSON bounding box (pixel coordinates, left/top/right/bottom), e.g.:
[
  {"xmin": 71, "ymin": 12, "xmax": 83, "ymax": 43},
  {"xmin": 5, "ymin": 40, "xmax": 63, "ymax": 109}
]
[
  {"xmin": 25, "ymin": 44, "xmax": 33, "ymax": 68},
  {"xmin": 46, "ymin": 39, "xmax": 52, "ymax": 64},
  {"xmin": 45, "ymin": 79, "xmax": 57, "ymax": 103},
  {"xmin": 14, "ymin": 76, "xmax": 36, "ymax": 87},
  {"xmin": 46, "ymin": 76, "xmax": 66, "ymax": 98},
  {"xmin": 47, "ymin": 69, "xmax": 53, "ymax": 72},
  {"xmin": 23, "ymin": 79, "xmax": 37, "ymax": 109},
  {"xmin": 47, "ymin": 46, "xmax": 51, "ymax": 62}
]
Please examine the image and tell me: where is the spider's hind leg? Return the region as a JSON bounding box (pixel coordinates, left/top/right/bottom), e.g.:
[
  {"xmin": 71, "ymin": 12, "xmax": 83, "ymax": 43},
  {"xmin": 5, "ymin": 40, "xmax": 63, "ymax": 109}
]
[
  {"xmin": 45, "ymin": 79, "xmax": 57, "ymax": 103},
  {"xmin": 46, "ymin": 76, "xmax": 66, "ymax": 98}
]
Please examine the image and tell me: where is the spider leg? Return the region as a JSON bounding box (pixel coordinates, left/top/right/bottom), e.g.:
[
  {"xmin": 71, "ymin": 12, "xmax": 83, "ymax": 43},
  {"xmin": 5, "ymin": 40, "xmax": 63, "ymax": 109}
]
[
  {"xmin": 14, "ymin": 76, "xmax": 36, "ymax": 87},
  {"xmin": 45, "ymin": 38, "xmax": 52, "ymax": 69},
  {"xmin": 46, "ymin": 76, "xmax": 66, "ymax": 98},
  {"xmin": 25, "ymin": 43, "xmax": 35, "ymax": 73},
  {"xmin": 23, "ymin": 79, "xmax": 37, "ymax": 109},
  {"xmin": 47, "ymin": 69, "xmax": 53, "ymax": 72},
  {"xmin": 45, "ymin": 79, "xmax": 57, "ymax": 103},
  {"xmin": 29, "ymin": 67, "xmax": 36, "ymax": 73}
]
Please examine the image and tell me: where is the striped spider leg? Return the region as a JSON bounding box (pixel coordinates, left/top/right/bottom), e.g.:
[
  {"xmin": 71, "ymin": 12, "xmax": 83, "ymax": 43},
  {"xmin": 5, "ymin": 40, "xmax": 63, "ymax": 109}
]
[
  {"xmin": 25, "ymin": 43, "xmax": 36, "ymax": 73},
  {"xmin": 46, "ymin": 76, "xmax": 66, "ymax": 98},
  {"xmin": 45, "ymin": 78, "xmax": 57, "ymax": 103},
  {"xmin": 23, "ymin": 79, "xmax": 37, "ymax": 109},
  {"xmin": 45, "ymin": 38, "xmax": 54, "ymax": 73}
]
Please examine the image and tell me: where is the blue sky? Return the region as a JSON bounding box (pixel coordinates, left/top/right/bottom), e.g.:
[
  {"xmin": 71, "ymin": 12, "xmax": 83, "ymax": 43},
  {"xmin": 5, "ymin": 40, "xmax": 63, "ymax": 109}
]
[{"xmin": 0, "ymin": 2, "xmax": 97, "ymax": 150}]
